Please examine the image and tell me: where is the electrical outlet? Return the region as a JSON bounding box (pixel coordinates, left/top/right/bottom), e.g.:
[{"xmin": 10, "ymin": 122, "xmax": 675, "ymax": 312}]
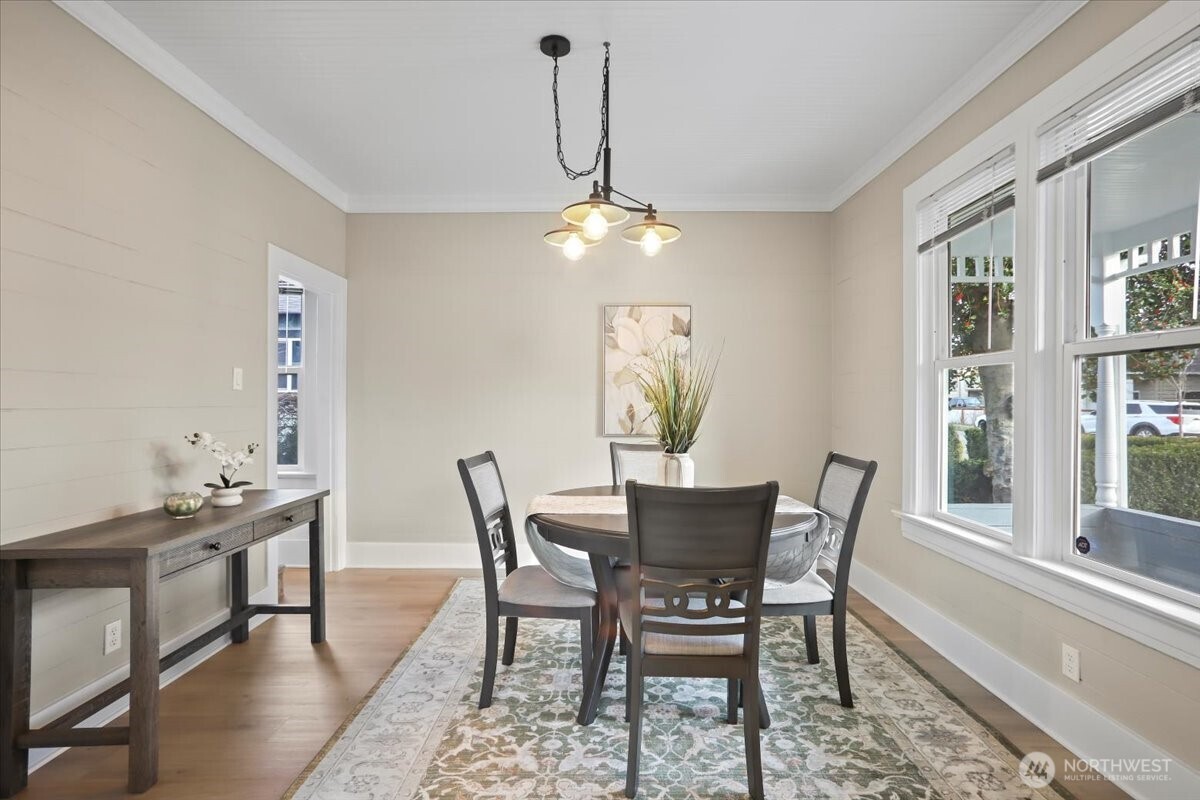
[
  {"xmin": 104, "ymin": 620, "xmax": 121, "ymax": 656},
  {"xmin": 232, "ymin": 367, "xmax": 244, "ymax": 391},
  {"xmin": 1061, "ymin": 643, "xmax": 1081, "ymax": 682}
]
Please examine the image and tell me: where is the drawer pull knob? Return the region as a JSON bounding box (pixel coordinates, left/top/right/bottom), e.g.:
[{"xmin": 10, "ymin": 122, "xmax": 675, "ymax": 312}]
[
  {"xmin": 208, "ymin": 542, "xmax": 222, "ymax": 551},
  {"xmin": 284, "ymin": 515, "xmax": 295, "ymax": 523}
]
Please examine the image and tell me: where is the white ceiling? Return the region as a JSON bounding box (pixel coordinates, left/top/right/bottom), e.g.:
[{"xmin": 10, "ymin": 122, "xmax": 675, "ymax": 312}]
[{"xmin": 77, "ymin": 0, "xmax": 1079, "ymax": 212}]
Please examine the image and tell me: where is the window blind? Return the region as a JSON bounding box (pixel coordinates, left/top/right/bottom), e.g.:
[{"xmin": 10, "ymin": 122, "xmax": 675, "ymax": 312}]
[
  {"xmin": 1037, "ymin": 32, "xmax": 1199, "ymax": 182},
  {"xmin": 917, "ymin": 148, "xmax": 1015, "ymax": 254}
]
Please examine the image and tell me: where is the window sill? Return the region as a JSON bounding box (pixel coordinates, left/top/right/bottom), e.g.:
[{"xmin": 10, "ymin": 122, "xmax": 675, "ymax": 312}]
[
  {"xmin": 896, "ymin": 510, "xmax": 1200, "ymax": 667},
  {"xmin": 277, "ymin": 471, "xmax": 316, "ymax": 480}
]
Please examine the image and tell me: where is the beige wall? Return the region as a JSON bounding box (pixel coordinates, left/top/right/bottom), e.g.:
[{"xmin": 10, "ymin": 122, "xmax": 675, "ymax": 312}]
[
  {"xmin": 0, "ymin": 1, "xmax": 345, "ymax": 712},
  {"xmin": 346, "ymin": 212, "xmax": 830, "ymax": 554},
  {"xmin": 3, "ymin": 0, "xmax": 1194, "ymax": 777},
  {"xmin": 830, "ymin": 0, "xmax": 1199, "ymax": 768}
]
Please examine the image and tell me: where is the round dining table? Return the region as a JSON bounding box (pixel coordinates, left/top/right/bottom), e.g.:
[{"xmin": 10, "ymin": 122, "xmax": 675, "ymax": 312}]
[{"xmin": 526, "ymin": 485, "xmax": 823, "ymax": 725}]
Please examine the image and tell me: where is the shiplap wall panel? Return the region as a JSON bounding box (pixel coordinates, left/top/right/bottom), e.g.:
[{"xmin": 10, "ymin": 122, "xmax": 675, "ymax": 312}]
[{"xmin": 0, "ymin": 1, "xmax": 344, "ymax": 713}]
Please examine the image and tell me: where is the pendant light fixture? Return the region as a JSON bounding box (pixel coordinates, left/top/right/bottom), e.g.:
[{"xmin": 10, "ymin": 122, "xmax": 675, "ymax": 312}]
[{"xmin": 540, "ymin": 36, "xmax": 680, "ymax": 260}]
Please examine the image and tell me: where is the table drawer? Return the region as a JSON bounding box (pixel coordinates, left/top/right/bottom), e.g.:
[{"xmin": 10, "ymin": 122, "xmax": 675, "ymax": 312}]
[
  {"xmin": 160, "ymin": 523, "xmax": 254, "ymax": 576},
  {"xmin": 253, "ymin": 502, "xmax": 316, "ymax": 540}
]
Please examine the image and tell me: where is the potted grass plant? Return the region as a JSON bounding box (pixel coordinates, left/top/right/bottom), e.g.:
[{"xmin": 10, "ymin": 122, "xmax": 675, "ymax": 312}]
[{"xmin": 635, "ymin": 342, "xmax": 719, "ymax": 487}]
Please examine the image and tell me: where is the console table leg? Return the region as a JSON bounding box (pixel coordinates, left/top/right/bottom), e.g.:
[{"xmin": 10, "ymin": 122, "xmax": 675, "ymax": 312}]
[
  {"xmin": 308, "ymin": 499, "xmax": 326, "ymax": 644},
  {"xmin": 231, "ymin": 550, "xmax": 250, "ymax": 644},
  {"xmin": 128, "ymin": 558, "xmax": 160, "ymax": 794},
  {"xmin": 0, "ymin": 561, "xmax": 31, "ymax": 798}
]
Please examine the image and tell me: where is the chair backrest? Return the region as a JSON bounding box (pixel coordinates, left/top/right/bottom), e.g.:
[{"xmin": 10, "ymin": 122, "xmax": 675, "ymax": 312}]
[
  {"xmin": 610, "ymin": 441, "xmax": 663, "ymax": 486},
  {"xmin": 814, "ymin": 452, "xmax": 877, "ymax": 601},
  {"xmin": 625, "ymin": 480, "xmax": 779, "ymax": 660},
  {"xmin": 458, "ymin": 451, "xmax": 518, "ymax": 603}
]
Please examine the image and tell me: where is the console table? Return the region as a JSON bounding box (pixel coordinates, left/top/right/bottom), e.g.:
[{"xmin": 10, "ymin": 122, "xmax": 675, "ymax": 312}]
[{"xmin": 0, "ymin": 488, "xmax": 329, "ymax": 796}]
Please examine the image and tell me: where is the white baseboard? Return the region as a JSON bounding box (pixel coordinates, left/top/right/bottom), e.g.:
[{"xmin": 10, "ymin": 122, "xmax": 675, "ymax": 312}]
[
  {"xmin": 849, "ymin": 561, "xmax": 1200, "ymax": 800},
  {"xmin": 28, "ymin": 584, "xmax": 277, "ymax": 773},
  {"xmin": 347, "ymin": 541, "xmax": 537, "ymax": 569}
]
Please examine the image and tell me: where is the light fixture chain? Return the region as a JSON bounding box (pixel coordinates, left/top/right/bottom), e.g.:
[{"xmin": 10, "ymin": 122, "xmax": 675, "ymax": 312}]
[{"xmin": 552, "ymin": 43, "xmax": 609, "ymax": 181}]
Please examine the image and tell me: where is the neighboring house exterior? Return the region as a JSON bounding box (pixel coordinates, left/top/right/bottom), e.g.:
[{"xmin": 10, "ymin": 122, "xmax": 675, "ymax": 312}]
[{"xmin": 1134, "ymin": 352, "xmax": 1200, "ymax": 401}]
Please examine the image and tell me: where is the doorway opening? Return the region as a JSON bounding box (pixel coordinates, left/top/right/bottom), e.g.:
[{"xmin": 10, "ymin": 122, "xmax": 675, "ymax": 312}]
[{"xmin": 265, "ymin": 244, "xmax": 348, "ymax": 591}]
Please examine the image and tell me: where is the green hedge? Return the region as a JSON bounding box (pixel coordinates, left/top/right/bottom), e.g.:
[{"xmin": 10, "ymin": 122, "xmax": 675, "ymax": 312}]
[
  {"xmin": 947, "ymin": 425, "xmax": 992, "ymax": 503},
  {"xmin": 1079, "ymin": 434, "xmax": 1200, "ymax": 521},
  {"xmin": 948, "ymin": 429, "xmax": 1200, "ymax": 520}
]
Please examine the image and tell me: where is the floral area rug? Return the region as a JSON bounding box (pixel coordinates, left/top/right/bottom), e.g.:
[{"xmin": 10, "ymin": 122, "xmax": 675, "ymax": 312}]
[{"xmin": 287, "ymin": 580, "xmax": 1067, "ymax": 800}]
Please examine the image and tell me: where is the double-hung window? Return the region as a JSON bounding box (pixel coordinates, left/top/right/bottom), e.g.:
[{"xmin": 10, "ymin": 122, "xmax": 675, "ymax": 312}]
[
  {"xmin": 902, "ymin": 15, "xmax": 1200, "ymax": 664},
  {"xmin": 277, "ymin": 278, "xmax": 305, "ymax": 470},
  {"xmin": 1039, "ymin": 36, "xmax": 1200, "ymax": 601},
  {"xmin": 917, "ymin": 151, "xmax": 1018, "ymax": 538}
]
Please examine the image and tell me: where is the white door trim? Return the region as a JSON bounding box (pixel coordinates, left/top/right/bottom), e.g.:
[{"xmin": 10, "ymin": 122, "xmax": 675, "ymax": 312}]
[{"xmin": 266, "ymin": 244, "xmax": 348, "ymax": 572}]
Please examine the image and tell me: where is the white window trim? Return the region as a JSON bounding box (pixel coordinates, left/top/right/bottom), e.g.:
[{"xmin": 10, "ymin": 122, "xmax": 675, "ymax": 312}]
[{"xmin": 901, "ymin": 1, "xmax": 1200, "ymax": 668}]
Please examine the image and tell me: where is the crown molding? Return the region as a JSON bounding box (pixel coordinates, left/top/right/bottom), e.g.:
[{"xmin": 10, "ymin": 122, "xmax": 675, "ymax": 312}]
[
  {"xmin": 52, "ymin": 0, "xmax": 350, "ymax": 212},
  {"xmin": 53, "ymin": 0, "xmax": 1081, "ymax": 216},
  {"xmin": 826, "ymin": 0, "xmax": 1086, "ymax": 210},
  {"xmin": 345, "ymin": 192, "xmax": 832, "ymax": 214}
]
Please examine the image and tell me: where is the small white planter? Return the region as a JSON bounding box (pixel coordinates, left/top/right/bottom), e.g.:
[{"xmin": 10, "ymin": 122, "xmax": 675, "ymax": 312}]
[
  {"xmin": 210, "ymin": 487, "xmax": 244, "ymax": 507},
  {"xmin": 657, "ymin": 453, "xmax": 695, "ymax": 488}
]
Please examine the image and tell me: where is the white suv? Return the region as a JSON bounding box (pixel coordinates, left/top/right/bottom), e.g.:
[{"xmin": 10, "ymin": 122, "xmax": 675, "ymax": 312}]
[{"xmin": 1080, "ymin": 401, "xmax": 1200, "ymax": 437}]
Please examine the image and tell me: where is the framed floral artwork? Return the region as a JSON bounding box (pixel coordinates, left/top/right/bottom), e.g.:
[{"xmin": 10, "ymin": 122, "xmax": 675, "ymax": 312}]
[{"xmin": 602, "ymin": 304, "xmax": 691, "ymax": 436}]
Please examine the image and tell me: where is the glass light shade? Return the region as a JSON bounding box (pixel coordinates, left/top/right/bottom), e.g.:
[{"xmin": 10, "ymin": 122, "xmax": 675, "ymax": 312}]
[
  {"xmin": 544, "ymin": 223, "xmax": 598, "ymax": 249},
  {"xmin": 562, "ymin": 192, "xmax": 629, "ymax": 227},
  {"xmin": 562, "ymin": 232, "xmax": 586, "ymax": 261},
  {"xmin": 582, "ymin": 207, "xmax": 609, "ymax": 241},
  {"xmin": 620, "ymin": 212, "xmax": 681, "ymax": 254}
]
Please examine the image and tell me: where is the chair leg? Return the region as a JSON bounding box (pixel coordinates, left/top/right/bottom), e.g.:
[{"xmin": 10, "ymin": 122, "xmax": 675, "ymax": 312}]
[
  {"xmin": 742, "ymin": 673, "xmax": 765, "ymax": 800},
  {"xmin": 624, "ymin": 664, "xmax": 643, "ymax": 798},
  {"xmin": 480, "ymin": 614, "xmax": 498, "ymax": 709},
  {"xmin": 726, "ymin": 679, "xmax": 738, "ymax": 724},
  {"xmin": 501, "ymin": 617, "xmax": 518, "ymax": 666},
  {"xmin": 757, "ymin": 681, "xmax": 771, "ymax": 729},
  {"xmin": 624, "ymin": 656, "xmax": 631, "ymax": 723},
  {"xmin": 804, "ymin": 615, "xmax": 820, "ymax": 664},
  {"xmin": 579, "ymin": 609, "xmax": 596, "ymax": 681},
  {"xmin": 832, "ymin": 607, "xmax": 853, "ymax": 708}
]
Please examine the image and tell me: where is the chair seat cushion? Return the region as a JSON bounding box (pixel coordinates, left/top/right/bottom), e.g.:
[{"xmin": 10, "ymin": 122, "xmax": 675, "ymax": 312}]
[
  {"xmin": 616, "ymin": 570, "xmax": 745, "ymax": 656},
  {"xmin": 762, "ymin": 570, "xmax": 834, "ymax": 606},
  {"xmin": 498, "ymin": 565, "xmax": 596, "ymax": 608}
]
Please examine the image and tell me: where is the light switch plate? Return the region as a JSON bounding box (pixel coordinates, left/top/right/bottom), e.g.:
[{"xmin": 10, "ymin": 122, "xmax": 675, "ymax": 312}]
[
  {"xmin": 1061, "ymin": 643, "xmax": 1080, "ymax": 682},
  {"xmin": 232, "ymin": 367, "xmax": 244, "ymax": 391},
  {"xmin": 104, "ymin": 620, "xmax": 121, "ymax": 655}
]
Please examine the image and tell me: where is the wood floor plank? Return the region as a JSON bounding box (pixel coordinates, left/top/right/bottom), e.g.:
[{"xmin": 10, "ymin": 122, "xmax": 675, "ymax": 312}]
[{"xmin": 18, "ymin": 570, "xmax": 1128, "ymax": 799}]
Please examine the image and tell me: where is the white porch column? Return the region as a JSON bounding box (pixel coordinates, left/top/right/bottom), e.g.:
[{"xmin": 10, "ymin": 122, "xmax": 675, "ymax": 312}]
[{"xmin": 1091, "ymin": 249, "xmax": 1128, "ymax": 508}]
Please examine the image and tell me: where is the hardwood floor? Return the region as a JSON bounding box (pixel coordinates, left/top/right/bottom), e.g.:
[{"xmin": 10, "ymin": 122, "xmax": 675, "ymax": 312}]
[
  {"xmin": 19, "ymin": 569, "xmax": 1126, "ymax": 799},
  {"xmin": 18, "ymin": 569, "xmax": 465, "ymax": 800}
]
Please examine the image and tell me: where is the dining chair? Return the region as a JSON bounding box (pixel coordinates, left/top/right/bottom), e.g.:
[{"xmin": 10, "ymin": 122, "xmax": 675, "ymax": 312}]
[
  {"xmin": 761, "ymin": 451, "xmax": 877, "ymax": 709},
  {"xmin": 610, "ymin": 441, "xmax": 663, "ymax": 485},
  {"xmin": 610, "ymin": 441, "xmax": 662, "ymax": 656},
  {"xmin": 619, "ymin": 480, "xmax": 779, "ymax": 800},
  {"xmin": 458, "ymin": 451, "xmax": 598, "ymax": 709}
]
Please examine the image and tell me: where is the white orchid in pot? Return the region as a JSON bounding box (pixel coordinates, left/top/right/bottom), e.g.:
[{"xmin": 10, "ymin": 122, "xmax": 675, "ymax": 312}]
[
  {"xmin": 634, "ymin": 342, "xmax": 719, "ymax": 487},
  {"xmin": 185, "ymin": 432, "xmax": 259, "ymax": 507}
]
